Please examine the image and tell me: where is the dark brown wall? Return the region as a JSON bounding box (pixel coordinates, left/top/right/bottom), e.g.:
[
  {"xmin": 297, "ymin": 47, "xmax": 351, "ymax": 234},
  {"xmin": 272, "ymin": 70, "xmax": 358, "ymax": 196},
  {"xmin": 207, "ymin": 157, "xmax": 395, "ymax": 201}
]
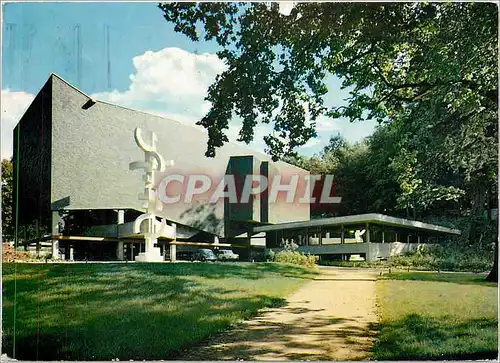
[{"xmin": 13, "ymin": 77, "xmax": 52, "ymax": 234}]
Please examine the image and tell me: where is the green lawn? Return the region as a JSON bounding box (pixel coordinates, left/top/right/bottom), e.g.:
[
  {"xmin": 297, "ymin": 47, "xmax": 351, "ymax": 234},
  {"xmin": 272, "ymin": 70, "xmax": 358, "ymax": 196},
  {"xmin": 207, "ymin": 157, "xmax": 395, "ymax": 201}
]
[
  {"xmin": 374, "ymin": 272, "xmax": 498, "ymax": 360},
  {"xmin": 2, "ymin": 262, "xmax": 316, "ymax": 360}
]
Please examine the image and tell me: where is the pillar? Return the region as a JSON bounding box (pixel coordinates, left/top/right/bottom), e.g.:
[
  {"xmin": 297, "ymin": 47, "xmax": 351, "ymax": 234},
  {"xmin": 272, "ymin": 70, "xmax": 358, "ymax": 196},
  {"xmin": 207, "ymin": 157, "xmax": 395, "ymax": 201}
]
[
  {"xmin": 51, "ymin": 211, "xmax": 62, "ymax": 260},
  {"xmin": 117, "ymin": 210, "xmax": 125, "ymax": 256},
  {"xmin": 36, "ymin": 219, "xmax": 40, "ymax": 257},
  {"xmin": 23, "ymin": 225, "xmax": 27, "ymax": 251},
  {"xmin": 117, "ymin": 210, "xmax": 125, "ymax": 224},
  {"xmin": 135, "ymin": 235, "xmax": 164, "ymax": 262},
  {"xmin": 51, "ymin": 240, "xmax": 58, "ymax": 259},
  {"xmin": 116, "ymin": 241, "xmax": 124, "ymax": 260},
  {"xmin": 366, "ymin": 223, "xmax": 371, "ymax": 243},
  {"xmin": 341, "ymin": 225, "xmax": 345, "ymax": 244},
  {"xmin": 69, "ymin": 246, "xmax": 74, "ymax": 261},
  {"xmin": 382, "ymin": 230, "xmax": 385, "ymax": 243},
  {"xmin": 170, "ymin": 243, "xmax": 176, "ymax": 262}
]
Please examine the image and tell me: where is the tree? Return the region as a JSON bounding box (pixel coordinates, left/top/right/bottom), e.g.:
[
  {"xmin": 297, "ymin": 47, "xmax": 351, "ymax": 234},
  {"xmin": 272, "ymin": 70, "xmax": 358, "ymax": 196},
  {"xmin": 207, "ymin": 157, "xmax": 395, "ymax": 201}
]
[
  {"xmin": 159, "ymin": 2, "xmax": 498, "ymax": 280},
  {"xmin": 284, "ymin": 132, "xmax": 398, "ymax": 218},
  {"xmin": 363, "ymin": 126, "xmax": 401, "ymax": 216},
  {"xmin": 1, "ymin": 159, "xmax": 13, "ymax": 240},
  {"xmin": 159, "ymin": 2, "xmax": 497, "ymax": 157}
]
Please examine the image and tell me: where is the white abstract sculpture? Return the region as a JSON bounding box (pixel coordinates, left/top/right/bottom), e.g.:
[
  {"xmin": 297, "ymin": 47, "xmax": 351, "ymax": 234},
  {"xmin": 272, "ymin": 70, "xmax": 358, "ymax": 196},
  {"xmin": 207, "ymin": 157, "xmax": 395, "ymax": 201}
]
[
  {"xmin": 355, "ymin": 229, "xmax": 366, "ymax": 243},
  {"xmin": 129, "ymin": 127, "xmax": 175, "ymax": 262}
]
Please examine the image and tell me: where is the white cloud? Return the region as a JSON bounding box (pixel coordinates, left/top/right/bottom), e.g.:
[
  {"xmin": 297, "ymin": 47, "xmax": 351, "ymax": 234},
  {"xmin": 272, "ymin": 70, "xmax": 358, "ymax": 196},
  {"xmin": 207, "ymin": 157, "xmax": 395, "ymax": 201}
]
[
  {"xmin": 90, "ymin": 47, "xmax": 376, "ymax": 157},
  {"xmin": 299, "ymin": 137, "xmax": 322, "ymax": 150},
  {"xmin": 278, "ymin": 2, "xmax": 296, "ymax": 16},
  {"xmin": 295, "ymin": 116, "xmax": 377, "ymax": 156},
  {"xmin": 315, "ymin": 116, "xmax": 376, "ymax": 142},
  {"xmin": 227, "ymin": 122, "xmax": 273, "ymax": 155},
  {"xmin": 91, "ymin": 47, "xmax": 227, "ymax": 126},
  {"xmin": 335, "ymin": 118, "xmax": 377, "ymax": 144},
  {"xmin": 315, "ymin": 117, "xmax": 339, "ymax": 132},
  {"xmin": 128, "ymin": 48, "xmax": 226, "ymax": 99},
  {"xmin": 91, "ymin": 47, "xmax": 279, "ymax": 155},
  {"xmin": 0, "ymin": 47, "xmax": 376, "ymax": 161},
  {"xmin": 1, "ymin": 90, "xmax": 35, "ymax": 159}
]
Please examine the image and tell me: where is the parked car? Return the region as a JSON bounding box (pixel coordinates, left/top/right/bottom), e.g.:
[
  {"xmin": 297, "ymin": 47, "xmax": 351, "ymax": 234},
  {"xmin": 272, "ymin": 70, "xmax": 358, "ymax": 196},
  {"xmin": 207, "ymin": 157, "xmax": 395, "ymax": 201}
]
[
  {"xmin": 177, "ymin": 250, "xmax": 194, "ymax": 261},
  {"xmin": 217, "ymin": 249, "xmax": 239, "ymax": 261},
  {"xmin": 191, "ymin": 248, "xmax": 217, "ymax": 262}
]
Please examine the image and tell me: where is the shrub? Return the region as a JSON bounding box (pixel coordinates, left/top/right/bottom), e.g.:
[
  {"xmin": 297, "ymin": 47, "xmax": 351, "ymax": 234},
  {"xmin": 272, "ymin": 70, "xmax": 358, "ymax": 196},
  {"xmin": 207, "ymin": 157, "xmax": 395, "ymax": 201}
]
[
  {"xmin": 266, "ymin": 249, "xmax": 275, "ymax": 262},
  {"xmin": 386, "ymin": 248, "xmax": 492, "ymax": 273},
  {"xmin": 317, "ymin": 260, "xmax": 384, "ymax": 268},
  {"xmin": 272, "ymin": 251, "xmax": 317, "ymax": 268}
]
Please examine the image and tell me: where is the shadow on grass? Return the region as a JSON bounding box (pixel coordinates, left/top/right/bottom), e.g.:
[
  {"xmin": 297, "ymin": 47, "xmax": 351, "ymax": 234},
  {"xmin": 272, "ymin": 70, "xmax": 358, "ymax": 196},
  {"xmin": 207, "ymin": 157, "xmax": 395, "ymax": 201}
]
[
  {"xmin": 313, "ymin": 278, "xmax": 377, "ymax": 282},
  {"xmin": 2, "ymin": 261, "xmax": 316, "ymax": 281},
  {"xmin": 370, "ymin": 313, "xmax": 498, "ymax": 360},
  {"xmin": 381, "ymin": 271, "xmax": 497, "ymax": 287},
  {"xmin": 179, "ymin": 311, "xmax": 375, "ymax": 361},
  {"xmin": 1, "ymin": 262, "xmax": 312, "ymax": 360}
]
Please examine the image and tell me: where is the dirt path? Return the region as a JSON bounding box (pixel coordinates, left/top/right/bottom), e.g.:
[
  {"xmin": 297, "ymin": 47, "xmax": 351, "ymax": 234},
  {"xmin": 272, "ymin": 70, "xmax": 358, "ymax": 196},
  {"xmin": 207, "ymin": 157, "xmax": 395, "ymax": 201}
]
[{"xmin": 180, "ymin": 267, "xmax": 379, "ymax": 361}]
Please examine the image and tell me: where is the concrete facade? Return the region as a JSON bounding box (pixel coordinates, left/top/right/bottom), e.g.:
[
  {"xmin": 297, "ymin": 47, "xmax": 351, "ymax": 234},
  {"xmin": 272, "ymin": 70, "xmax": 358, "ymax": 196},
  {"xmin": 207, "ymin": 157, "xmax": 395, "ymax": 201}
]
[
  {"xmin": 13, "ymin": 74, "xmax": 459, "ymax": 263},
  {"xmin": 13, "ymin": 78, "xmax": 53, "ymax": 233},
  {"xmin": 262, "ymin": 213, "xmax": 460, "ymax": 261},
  {"xmin": 270, "ymin": 242, "xmax": 434, "ymax": 262},
  {"xmin": 13, "ymin": 74, "xmax": 310, "ymax": 248}
]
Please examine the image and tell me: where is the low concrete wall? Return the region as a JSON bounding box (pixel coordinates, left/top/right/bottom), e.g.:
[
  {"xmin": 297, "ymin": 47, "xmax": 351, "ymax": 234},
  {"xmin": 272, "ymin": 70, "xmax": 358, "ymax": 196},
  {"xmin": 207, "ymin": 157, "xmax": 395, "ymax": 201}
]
[
  {"xmin": 271, "ymin": 243, "xmax": 369, "ymax": 256},
  {"xmin": 270, "ymin": 242, "xmax": 435, "ymax": 262},
  {"xmin": 369, "ymin": 242, "xmax": 434, "ymax": 261}
]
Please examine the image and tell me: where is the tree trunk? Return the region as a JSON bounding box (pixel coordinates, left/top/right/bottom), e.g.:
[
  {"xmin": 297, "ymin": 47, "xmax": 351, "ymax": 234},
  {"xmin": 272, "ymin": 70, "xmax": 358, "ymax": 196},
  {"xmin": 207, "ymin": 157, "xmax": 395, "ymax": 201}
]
[
  {"xmin": 486, "ymin": 237, "xmax": 498, "ymax": 282},
  {"xmin": 486, "ymin": 185, "xmax": 491, "ymax": 220},
  {"xmin": 483, "ymin": 181, "xmax": 498, "ymax": 282},
  {"xmin": 468, "ymin": 178, "xmax": 497, "ymax": 282},
  {"xmin": 467, "ymin": 181, "xmax": 484, "ymax": 245},
  {"xmin": 470, "ymin": 178, "xmax": 498, "ymax": 282}
]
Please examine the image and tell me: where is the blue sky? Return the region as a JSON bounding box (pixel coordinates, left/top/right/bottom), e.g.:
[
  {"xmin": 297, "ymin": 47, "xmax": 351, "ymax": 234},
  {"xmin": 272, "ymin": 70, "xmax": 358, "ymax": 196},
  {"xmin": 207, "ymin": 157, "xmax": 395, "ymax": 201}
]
[{"xmin": 1, "ymin": 2, "xmax": 376, "ymax": 159}]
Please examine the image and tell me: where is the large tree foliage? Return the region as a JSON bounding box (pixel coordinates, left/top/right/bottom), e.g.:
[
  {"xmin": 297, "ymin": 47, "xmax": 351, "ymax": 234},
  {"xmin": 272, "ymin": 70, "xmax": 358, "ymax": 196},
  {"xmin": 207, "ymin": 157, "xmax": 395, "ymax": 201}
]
[
  {"xmin": 290, "ymin": 125, "xmax": 496, "ymax": 274},
  {"xmin": 1, "ymin": 159, "xmax": 13, "ymax": 239},
  {"xmin": 159, "ymin": 2, "xmax": 497, "ymax": 159},
  {"xmin": 159, "ymin": 2, "xmax": 498, "ymax": 280}
]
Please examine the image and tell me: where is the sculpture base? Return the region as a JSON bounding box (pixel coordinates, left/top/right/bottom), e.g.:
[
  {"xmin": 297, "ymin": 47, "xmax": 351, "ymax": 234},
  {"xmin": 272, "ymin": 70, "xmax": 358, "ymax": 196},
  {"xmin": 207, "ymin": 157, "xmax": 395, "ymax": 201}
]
[{"xmin": 135, "ymin": 247, "xmax": 164, "ymax": 262}]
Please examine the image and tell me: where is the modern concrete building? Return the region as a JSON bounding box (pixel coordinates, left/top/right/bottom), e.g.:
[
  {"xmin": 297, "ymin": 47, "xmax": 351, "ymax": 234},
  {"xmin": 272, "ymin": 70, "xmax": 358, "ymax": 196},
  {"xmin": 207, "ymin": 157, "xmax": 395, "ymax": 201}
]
[
  {"xmin": 257, "ymin": 213, "xmax": 461, "ymax": 262},
  {"xmin": 13, "ymin": 74, "xmax": 309, "ymax": 261},
  {"xmin": 13, "ymin": 74, "xmax": 460, "ymax": 262}
]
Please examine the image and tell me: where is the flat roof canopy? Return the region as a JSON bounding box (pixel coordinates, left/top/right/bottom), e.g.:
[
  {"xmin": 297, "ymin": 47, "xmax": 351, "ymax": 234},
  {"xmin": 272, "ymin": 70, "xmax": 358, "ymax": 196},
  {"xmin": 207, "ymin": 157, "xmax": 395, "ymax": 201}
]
[{"xmin": 252, "ymin": 213, "xmax": 461, "ymax": 235}]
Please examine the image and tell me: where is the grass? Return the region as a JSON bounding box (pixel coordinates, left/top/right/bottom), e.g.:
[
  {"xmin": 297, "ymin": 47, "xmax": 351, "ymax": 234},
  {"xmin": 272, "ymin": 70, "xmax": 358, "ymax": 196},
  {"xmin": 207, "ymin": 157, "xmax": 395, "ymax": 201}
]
[
  {"xmin": 374, "ymin": 271, "xmax": 498, "ymax": 360},
  {"xmin": 318, "ymin": 260, "xmax": 385, "ymax": 268},
  {"xmin": 2, "ymin": 262, "xmax": 316, "ymax": 360},
  {"xmin": 379, "ymin": 271, "xmax": 498, "ymax": 286}
]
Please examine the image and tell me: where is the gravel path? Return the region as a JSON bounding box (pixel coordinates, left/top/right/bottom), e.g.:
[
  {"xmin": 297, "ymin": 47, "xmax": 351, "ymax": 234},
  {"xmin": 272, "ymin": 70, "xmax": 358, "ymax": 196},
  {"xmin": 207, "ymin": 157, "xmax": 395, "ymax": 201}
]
[{"xmin": 180, "ymin": 267, "xmax": 379, "ymax": 361}]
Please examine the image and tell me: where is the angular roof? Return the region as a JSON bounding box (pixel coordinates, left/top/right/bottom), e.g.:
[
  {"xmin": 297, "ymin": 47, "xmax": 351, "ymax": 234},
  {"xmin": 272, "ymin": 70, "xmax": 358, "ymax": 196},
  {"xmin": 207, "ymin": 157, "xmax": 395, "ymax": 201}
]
[
  {"xmin": 47, "ymin": 73, "xmax": 305, "ymax": 172},
  {"xmin": 20, "ymin": 73, "xmax": 309, "ymax": 236},
  {"xmin": 252, "ymin": 213, "xmax": 461, "ymax": 235}
]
